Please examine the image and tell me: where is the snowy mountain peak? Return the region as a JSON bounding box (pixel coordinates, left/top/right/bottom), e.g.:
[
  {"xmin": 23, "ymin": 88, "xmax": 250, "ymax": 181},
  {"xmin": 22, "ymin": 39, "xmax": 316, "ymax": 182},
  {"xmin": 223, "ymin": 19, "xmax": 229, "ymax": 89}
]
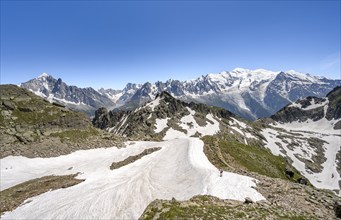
[
  {"xmin": 231, "ymin": 67, "xmax": 251, "ymax": 73},
  {"xmin": 37, "ymin": 73, "xmax": 50, "ymax": 79},
  {"xmin": 229, "ymin": 68, "xmax": 278, "ymax": 79}
]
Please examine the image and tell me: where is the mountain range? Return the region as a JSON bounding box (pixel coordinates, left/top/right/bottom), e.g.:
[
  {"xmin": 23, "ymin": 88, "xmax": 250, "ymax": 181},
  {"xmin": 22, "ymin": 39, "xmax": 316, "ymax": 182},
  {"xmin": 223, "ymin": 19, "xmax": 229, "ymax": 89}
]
[{"xmin": 20, "ymin": 68, "xmax": 341, "ymax": 120}]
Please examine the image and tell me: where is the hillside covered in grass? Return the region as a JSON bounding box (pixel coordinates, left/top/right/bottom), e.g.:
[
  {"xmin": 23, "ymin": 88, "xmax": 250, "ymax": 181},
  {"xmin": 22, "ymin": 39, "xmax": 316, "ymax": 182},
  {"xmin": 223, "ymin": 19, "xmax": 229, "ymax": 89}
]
[{"xmin": 0, "ymin": 85, "xmax": 124, "ymax": 158}]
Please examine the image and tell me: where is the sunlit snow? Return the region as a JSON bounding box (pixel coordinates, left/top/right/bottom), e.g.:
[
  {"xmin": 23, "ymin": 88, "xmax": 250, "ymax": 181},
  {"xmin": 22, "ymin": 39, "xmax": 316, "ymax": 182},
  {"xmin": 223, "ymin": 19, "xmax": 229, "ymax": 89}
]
[{"xmin": 1, "ymin": 139, "xmax": 264, "ymax": 219}]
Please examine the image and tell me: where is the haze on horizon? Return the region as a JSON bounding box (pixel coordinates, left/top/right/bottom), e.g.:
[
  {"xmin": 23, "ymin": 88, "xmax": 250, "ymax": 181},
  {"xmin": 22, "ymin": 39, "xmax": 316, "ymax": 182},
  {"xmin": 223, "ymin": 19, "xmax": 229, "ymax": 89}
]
[{"xmin": 1, "ymin": 1, "xmax": 340, "ymax": 89}]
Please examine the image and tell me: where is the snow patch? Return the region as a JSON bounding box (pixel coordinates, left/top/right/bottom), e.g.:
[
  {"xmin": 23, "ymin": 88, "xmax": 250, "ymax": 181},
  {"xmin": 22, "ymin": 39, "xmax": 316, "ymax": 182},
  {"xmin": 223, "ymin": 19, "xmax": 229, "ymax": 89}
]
[
  {"xmin": 154, "ymin": 118, "xmax": 169, "ymax": 133},
  {"xmin": 145, "ymin": 97, "xmax": 161, "ymax": 111}
]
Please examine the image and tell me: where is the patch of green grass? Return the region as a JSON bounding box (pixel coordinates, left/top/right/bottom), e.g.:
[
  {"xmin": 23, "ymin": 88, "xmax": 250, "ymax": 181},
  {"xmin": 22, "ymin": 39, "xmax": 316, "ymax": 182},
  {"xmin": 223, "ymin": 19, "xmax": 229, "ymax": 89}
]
[
  {"xmin": 6, "ymin": 95, "xmax": 89, "ymax": 128},
  {"xmin": 202, "ymin": 135, "xmax": 303, "ymax": 181},
  {"xmin": 236, "ymin": 212, "xmax": 246, "ymax": 218},
  {"xmin": 12, "ymin": 108, "xmax": 60, "ymax": 124},
  {"xmin": 50, "ymin": 128, "xmax": 99, "ymax": 142}
]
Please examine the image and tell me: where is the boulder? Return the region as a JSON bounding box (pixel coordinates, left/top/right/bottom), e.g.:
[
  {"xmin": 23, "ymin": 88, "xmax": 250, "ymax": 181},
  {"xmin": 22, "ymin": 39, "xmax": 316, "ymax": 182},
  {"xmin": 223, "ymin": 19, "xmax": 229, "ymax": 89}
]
[
  {"xmin": 2, "ymin": 100, "xmax": 15, "ymax": 110},
  {"xmin": 244, "ymin": 197, "xmax": 253, "ymax": 204},
  {"xmin": 334, "ymin": 201, "xmax": 341, "ymax": 218},
  {"xmin": 297, "ymin": 177, "xmax": 308, "ymax": 185},
  {"xmin": 285, "ymin": 167, "xmax": 295, "ymax": 178}
]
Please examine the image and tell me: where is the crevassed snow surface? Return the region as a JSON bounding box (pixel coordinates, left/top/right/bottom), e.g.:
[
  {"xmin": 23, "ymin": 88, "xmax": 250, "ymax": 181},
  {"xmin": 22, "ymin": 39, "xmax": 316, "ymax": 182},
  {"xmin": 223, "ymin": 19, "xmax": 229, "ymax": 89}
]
[{"xmin": 1, "ymin": 138, "xmax": 264, "ymax": 219}]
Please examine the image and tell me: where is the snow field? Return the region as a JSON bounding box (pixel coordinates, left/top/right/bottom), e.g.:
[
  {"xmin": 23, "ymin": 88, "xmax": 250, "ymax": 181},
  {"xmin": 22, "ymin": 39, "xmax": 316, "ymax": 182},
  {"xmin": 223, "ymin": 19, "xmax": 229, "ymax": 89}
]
[{"xmin": 1, "ymin": 138, "xmax": 264, "ymax": 219}]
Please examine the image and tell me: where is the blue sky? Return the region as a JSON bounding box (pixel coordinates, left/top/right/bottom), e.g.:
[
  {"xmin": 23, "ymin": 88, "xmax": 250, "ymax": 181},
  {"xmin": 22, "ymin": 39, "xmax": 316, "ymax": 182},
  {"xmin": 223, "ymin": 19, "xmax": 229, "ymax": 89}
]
[{"xmin": 1, "ymin": 1, "xmax": 340, "ymax": 89}]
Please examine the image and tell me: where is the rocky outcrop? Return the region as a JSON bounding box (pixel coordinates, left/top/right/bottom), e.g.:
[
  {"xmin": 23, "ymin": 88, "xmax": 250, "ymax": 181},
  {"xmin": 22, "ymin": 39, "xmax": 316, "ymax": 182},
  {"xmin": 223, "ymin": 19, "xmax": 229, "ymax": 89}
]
[
  {"xmin": 326, "ymin": 86, "xmax": 341, "ymax": 120},
  {"xmin": 92, "ymin": 91, "xmax": 234, "ymax": 138},
  {"xmin": 271, "ymin": 86, "xmax": 341, "ymax": 123}
]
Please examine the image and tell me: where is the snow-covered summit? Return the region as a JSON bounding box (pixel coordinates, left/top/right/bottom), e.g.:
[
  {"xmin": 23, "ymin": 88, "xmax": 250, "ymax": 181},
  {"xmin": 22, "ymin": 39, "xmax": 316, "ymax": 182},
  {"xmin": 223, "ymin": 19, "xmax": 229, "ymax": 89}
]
[{"xmin": 37, "ymin": 72, "xmax": 50, "ymax": 79}]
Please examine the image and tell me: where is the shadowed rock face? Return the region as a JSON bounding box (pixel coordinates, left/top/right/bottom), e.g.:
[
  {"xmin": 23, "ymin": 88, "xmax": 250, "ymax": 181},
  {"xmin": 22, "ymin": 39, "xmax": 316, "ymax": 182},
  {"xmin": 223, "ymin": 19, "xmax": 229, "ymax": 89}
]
[
  {"xmin": 270, "ymin": 86, "xmax": 341, "ymax": 123},
  {"xmin": 326, "ymin": 86, "xmax": 341, "ymax": 120}
]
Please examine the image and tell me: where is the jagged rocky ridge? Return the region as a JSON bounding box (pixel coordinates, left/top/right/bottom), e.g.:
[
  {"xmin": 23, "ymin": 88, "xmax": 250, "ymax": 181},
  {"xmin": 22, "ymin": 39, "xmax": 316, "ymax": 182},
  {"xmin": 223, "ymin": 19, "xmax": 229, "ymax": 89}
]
[
  {"xmin": 93, "ymin": 91, "xmax": 234, "ymax": 139},
  {"xmin": 20, "ymin": 73, "xmax": 116, "ymax": 116},
  {"xmin": 271, "ymin": 86, "xmax": 341, "ymax": 127},
  {"xmin": 21, "ymin": 69, "xmax": 341, "ymax": 120}
]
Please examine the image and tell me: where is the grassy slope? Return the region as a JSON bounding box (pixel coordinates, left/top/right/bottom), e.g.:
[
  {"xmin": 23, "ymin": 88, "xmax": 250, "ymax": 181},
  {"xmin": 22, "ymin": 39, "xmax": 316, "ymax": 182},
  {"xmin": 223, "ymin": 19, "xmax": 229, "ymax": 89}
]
[{"xmin": 202, "ymin": 135, "xmax": 304, "ymax": 181}]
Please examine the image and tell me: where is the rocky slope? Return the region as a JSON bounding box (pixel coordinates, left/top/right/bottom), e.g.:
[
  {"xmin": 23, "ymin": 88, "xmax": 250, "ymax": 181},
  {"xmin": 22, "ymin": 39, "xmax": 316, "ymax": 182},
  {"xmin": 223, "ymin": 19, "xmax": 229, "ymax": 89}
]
[
  {"xmin": 20, "ymin": 73, "xmax": 116, "ymax": 116},
  {"xmin": 0, "ymin": 85, "xmax": 123, "ymax": 158},
  {"xmin": 21, "ymin": 68, "xmax": 341, "ymax": 120}
]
